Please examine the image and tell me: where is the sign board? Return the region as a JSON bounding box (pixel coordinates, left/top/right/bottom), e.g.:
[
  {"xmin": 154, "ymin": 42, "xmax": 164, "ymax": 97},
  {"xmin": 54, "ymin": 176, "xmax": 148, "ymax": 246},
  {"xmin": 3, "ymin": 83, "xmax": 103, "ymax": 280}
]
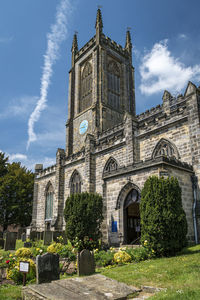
[{"xmin": 19, "ymin": 261, "xmax": 30, "ymax": 273}]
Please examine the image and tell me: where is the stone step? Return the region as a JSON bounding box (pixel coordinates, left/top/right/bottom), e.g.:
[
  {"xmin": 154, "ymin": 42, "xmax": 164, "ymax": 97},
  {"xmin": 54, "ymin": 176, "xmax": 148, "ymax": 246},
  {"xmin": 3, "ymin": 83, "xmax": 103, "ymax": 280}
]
[{"xmin": 22, "ymin": 274, "xmax": 139, "ymax": 300}]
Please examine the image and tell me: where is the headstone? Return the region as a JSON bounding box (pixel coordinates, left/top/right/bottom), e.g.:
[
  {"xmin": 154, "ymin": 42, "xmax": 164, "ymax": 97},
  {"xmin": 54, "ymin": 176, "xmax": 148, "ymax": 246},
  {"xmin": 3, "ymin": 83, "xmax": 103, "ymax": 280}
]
[
  {"xmin": 21, "ymin": 233, "xmax": 26, "ymax": 242},
  {"xmin": 24, "ymin": 242, "xmax": 32, "ymax": 248},
  {"xmin": 77, "ymin": 249, "xmax": 95, "ymax": 276},
  {"xmin": 30, "ymin": 231, "xmax": 37, "ymax": 241},
  {"xmin": 4, "ymin": 232, "xmax": 17, "ymax": 251},
  {"xmin": 17, "ymin": 228, "xmax": 25, "ymax": 240},
  {"xmin": 44, "ymin": 231, "xmax": 53, "ymax": 245},
  {"xmin": 36, "ymin": 253, "xmax": 59, "ymax": 284},
  {"xmin": 0, "ymin": 238, "xmax": 4, "ymax": 249}
]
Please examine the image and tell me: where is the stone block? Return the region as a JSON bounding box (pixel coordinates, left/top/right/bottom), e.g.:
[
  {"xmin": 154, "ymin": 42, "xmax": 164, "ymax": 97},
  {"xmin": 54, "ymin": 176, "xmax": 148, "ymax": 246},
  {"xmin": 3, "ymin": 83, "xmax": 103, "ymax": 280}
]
[
  {"xmin": 24, "ymin": 242, "xmax": 32, "ymax": 248},
  {"xmin": 77, "ymin": 249, "xmax": 95, "ymax": 276},
  {"xmin": 21, "ymin": 233, "xmax": 26, "ymax": 242},
  {"xmin": 44, "ymin": 231, "xmax": 53, "ymax": 245},
  {"xmin": 36, "ymin": 253, "xmax": 60, "ymax": 284},
  {"xmin": 4, "ymin": 232, "xmax": 17, "ymax": 251},
  {"xmin": 30, "ymin": 231, "xmax": 37, "ymax": 241}
]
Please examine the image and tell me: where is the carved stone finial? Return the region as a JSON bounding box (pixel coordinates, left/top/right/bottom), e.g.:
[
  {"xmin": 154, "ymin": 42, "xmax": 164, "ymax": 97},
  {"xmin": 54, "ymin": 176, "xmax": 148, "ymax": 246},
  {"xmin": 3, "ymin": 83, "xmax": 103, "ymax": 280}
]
[
  {"xmin": 95, "ymin": 8, "xmax": 103, "ymax": 31},
  {"xmin": 71, "ymin": 32, "xmax": 78, "ymax": 53},
  {"xmin": 125, "ymin": 29, "xmax": 132, "ymax": 50}
]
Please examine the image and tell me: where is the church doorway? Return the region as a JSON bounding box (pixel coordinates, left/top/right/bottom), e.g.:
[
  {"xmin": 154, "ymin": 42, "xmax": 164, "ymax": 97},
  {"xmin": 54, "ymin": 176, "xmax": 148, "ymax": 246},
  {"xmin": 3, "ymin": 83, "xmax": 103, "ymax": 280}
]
[{"xmin": 124, "ymin": 189, "xmax": 140, "ymax": 244}]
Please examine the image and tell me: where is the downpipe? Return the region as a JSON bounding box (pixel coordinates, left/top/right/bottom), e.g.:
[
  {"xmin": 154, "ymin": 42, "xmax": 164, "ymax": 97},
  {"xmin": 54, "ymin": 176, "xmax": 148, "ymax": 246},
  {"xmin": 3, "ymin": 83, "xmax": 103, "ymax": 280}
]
[{"xmin": 191, "ymin": 175, "xmax": 198, "ymax": 245}]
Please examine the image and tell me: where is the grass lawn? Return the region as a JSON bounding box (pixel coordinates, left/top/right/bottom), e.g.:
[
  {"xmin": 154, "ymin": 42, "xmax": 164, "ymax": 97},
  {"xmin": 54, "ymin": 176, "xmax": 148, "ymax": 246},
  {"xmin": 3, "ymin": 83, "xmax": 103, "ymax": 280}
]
[
  {"xmin": 100, "ymin": 244, "xmax": 200, "ymax": 299},
  {"xmin": 0, "ymin": 244, "xmax": 200, "ymax": 299}
]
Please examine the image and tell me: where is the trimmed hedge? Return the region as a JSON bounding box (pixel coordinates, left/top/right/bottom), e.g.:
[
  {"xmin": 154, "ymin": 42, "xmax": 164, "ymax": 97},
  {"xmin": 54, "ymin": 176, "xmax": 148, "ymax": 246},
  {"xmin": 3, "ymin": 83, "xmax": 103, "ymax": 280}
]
[
  {"xmin": 140, "ymin": 176, "xmax": 187, "ymax": 256},
  {"xmin": 64, "ymin": 192, "xmax": 103, "ymax": 250}
]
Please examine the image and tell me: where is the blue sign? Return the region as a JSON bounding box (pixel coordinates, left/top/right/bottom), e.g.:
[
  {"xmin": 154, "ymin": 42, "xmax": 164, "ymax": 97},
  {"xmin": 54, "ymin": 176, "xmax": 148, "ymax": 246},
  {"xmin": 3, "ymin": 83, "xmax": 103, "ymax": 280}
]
[
  {"xmin": 112, "ymin": 221, "xmax": 117, "ymax": 232},
  {"xmin": 79, "ymin": 120, "xmax": 88, "ymax": 135}
]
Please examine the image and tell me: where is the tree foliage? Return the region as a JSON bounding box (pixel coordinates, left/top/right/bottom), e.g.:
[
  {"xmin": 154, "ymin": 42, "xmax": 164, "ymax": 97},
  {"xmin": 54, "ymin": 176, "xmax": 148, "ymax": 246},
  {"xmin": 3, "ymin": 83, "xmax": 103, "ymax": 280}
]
[
  {"xmin": 64, "ymin": 192, "xmax": 103, "ymax": 250},
  {"xmin": 0, "ymin": 153, "xmax": 34, "ymax": 231},
  {"xmin": 140, "ymin": 176, "xmax": 187, "ymax": 256}
]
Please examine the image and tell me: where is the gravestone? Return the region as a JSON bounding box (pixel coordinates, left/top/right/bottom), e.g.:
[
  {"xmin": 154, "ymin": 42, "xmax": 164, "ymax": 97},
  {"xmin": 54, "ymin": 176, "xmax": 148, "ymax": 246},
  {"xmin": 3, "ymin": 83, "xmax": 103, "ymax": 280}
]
[
  {"xmin": 0, "ymin": 238, "xmax": 4, "ymax": 249},
  {"xmin": 24, "ymin": 242, "xmax": 32, "ymax": 248},
  {"xmin": 26, "ymin": 227, "xmax": 31, "ymax": 239},
  {"xmin": 4, "ymin": 232, "xmax": 17, "ymax": 251},
  {"xmin": 17, "ymin": 228, "xmax": 25, "ymax": 240},
  {"xmin": 77, "ymin": 249, "xmax": 95, "ymax": 276},
  {"xmin": 21, "ymin": 233, "xmax": 26, "ymax": 242},
  {"xmin": 36, "ymin": 253, "xmax": 59, "ymax": 284},
  {"xmin": 30, "ymin": 231, "xmax": 37, "ymax": 241},
  {"xmin": 44, "ymin": 231, "xmax": 53, "ymax": 245}
]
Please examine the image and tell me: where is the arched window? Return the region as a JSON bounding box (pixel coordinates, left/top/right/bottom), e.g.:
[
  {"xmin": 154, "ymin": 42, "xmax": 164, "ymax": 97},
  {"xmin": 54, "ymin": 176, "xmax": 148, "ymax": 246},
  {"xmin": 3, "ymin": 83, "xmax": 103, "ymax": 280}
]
[
  {"xmin": 45, "ymin": 183, "xmax": 54, "ymax": 220},
  {"xmin": 152, "ymin": 138, "xmax": 179, "ymax": 159},
  {"xmin": 80, "ymin": 62, "xmax": 92, "ymax": 112},
  {"xmin": 107, "ymin": 61, "xmax": 120, "ymax": 110},
  {"xmin": 103, "ymin": 157, "xmax": 118, "ymax": 174},
  {"xmin": 70, "ymin": 170, "xmax": 82, "ymax": 195}
]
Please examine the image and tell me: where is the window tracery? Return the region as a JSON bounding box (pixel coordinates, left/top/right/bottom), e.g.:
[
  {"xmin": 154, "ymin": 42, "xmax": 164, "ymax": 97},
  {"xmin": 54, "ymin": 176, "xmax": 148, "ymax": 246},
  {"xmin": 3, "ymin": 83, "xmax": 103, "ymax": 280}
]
[
  {"xmin": 70, "ymin": 170, "xmax": 82, "ymax": 194},
  {"xmin": 152, "ymin": 139, "xmax": 179, "ymax": 159},
  {"xmin": 80, "ymin": 62, "xmax": 92, "ymax": 112},
  {"xmin": 104, "ymin": 157, "xmax": 118, "ymax": 174},
  {"xmin": 45, "ymin": 183, "xmax": 54, "ymax": 220},
  {"xmin": 107, "ymin": 61, "xmax": 120, "ymax": 110}
]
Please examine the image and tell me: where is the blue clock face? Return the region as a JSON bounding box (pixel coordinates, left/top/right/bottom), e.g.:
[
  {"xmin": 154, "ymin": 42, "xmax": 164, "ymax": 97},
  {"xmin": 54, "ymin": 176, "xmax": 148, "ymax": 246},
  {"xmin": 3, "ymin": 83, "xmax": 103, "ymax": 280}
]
[{"xmin": 79, "ymin": 120, "xmax": 88, "ymax": 135}]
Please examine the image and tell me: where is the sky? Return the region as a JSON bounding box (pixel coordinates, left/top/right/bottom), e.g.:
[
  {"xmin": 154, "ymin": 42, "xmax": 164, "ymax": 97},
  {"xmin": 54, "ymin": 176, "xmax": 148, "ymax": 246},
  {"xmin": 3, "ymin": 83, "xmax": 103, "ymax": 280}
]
[{"xmin": 0, "ymin": 0, "xmax": 200, "ymax": 171}]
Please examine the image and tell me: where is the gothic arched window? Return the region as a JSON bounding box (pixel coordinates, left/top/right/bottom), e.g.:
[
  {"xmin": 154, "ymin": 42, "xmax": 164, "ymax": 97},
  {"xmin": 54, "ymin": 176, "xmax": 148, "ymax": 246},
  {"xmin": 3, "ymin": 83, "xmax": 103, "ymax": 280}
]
[
  {"xmin": 107, "ymin": 61, "xmax": 120, "ymax": 110},
  {"xmin": 152, "ymin": 138, "xmax": 179, "ymax": 159},
  {"xmin": 45, "ymin": 183, "xmax": 54, "ymax": 220},
  {"xmin": 103, "ymin": 157, "xmax": 118, "ymax": 174},
  {"xmin": 70, "ymin": 170, "xmax": 82, "ymax": 195},
  {"xmin": 80, "ymin": 62, "xmax": 92, "ymax": 112}
]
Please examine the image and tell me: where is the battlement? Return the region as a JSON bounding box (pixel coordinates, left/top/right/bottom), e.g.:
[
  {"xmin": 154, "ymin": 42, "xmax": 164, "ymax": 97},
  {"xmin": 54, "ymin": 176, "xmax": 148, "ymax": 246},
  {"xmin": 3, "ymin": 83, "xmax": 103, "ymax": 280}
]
[
  {"xmin": 65, "ymin": 148, "xmax": 85, "ymax": 164},
  {"xmin": 35, "ymin": 164, "xmax": 56, "ymax": 179},
  {"xmin": 75, "ymin": 36, "xmax": 96, "ymax": 60},
  {"xmin": 102, "ymin": 35, "xmax": 128, "ymax": 57}
]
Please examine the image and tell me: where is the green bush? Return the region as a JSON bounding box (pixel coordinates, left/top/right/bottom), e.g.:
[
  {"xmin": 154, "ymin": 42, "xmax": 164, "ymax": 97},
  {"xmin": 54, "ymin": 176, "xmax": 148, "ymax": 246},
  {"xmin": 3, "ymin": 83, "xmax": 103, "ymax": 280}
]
[
  {"xmin": 140, "ymin": 176, "xmax": 187, "ymax": 257},
  {"xmin": 125, "ymin": 247, "xmax": 151, "ymax": 262},
  {"xmin": 64, "ymin": 192, "xmax": 103, "ymax": 251},
  {"xmin": 94, "ymin": 250, "xmax": 115, "ymax": 267}
]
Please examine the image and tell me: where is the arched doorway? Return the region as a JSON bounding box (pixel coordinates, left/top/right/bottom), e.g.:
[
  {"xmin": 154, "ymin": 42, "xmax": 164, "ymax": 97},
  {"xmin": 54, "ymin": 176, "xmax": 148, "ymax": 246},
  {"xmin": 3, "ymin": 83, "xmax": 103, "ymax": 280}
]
[{"xmin": 124, "ymin": 189, "xmax": 140, "ymax": 244}]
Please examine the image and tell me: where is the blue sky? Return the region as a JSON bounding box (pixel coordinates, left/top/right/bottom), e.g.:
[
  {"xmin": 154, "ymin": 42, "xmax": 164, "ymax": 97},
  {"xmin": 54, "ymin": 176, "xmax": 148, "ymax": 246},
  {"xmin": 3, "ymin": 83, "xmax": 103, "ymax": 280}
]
[{"xmin": 0, "ymin": 0, "xmax": 200, "ymax": 171}]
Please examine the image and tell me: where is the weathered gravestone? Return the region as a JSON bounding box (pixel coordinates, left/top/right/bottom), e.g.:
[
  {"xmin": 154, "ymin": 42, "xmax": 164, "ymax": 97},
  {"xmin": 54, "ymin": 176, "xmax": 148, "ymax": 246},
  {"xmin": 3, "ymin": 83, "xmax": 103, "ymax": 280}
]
[
  {"xmin": 17, "ymin": 228, "xmax": 25, "ymax": 240},
  {"xmin": 36, "ymin": 253, "xmax": 59, "ymax": 284},
  {"xmin": 77, "ymin": 249, "xmax": 95, "ymax": 276},
  {"xmin": 0, "ymin": 238, "xmax": 4, "ymax": 249},
  {"xmin": 4, "ymin": 232, "xmax": 17, "ymax": 251},
  {"xmin": 24, "ymin": 242, "xmax": 32, "ymax": 248},
  {"xmin": 44, "ymin": 231, "xmax": 53, "ymax": 245},
  {"xmin": 21, "ymin": 233, "xmax": 26, "ymax": 242},
  {"xmin": 30, "ymin": 231, "xmax": 37, "ymax": 241}
]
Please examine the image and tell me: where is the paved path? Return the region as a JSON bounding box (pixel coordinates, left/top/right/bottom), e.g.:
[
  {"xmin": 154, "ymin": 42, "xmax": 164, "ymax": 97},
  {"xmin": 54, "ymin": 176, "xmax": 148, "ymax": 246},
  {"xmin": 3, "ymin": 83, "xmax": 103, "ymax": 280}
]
[{"xmin": 22, "ymin": 274, "xmax": 139, "ymax": 299}]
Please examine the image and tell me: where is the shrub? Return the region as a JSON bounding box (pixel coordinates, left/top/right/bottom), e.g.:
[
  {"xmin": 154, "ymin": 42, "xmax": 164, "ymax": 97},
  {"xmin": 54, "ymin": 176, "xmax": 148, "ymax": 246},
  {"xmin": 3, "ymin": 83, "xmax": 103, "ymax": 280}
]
[
  {"xmin": 47, "ymin": 242, "xmax": 63, "ymax": 254},
  {"xmin": 15, "ymin": 247, "xmax": 32, "ymax": 258},
  {"xmin": 64, "ymin": 192, "xmax": 103, "ymax": 251},
  {"xmin": 94, "ymin": 250, "xmax": 115, "ymax": 267},
  {"xmin": 140, "ymin": 176, "xmax": 187, "ymax": 257},
  {"xmin": 7, "ymin": 258, "xmax": 36, "ymax": 284},
  {"xmin": 125, "ymin": 246, "xmax": 153, "ymax": 262},
  {"xmin": 113, "ymin": 250, "xmax": 131, "ymax": 264}
]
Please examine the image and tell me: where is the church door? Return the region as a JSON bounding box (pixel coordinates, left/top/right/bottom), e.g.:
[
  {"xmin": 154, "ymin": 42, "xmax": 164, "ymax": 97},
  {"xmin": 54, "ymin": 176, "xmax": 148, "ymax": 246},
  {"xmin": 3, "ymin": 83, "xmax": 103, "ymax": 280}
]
[{"xmin": 124, "ymin": 189, "xmax": 140, "ymax": 244}]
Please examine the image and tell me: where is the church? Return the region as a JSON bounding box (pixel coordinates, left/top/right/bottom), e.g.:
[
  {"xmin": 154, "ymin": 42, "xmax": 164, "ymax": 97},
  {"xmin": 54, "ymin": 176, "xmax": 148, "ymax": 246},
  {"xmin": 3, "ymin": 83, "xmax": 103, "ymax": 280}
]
[{"xmin": 31, "ymin": 9, "xmax": 200, "ymax": 245}]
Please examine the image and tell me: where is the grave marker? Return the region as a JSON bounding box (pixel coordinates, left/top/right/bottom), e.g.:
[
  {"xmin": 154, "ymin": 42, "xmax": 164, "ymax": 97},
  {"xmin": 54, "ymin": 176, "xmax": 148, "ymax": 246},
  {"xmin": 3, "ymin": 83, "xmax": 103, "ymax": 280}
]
[
  {"xmin": 36, "ymin": 253, "xmax": 59, "ymax": 284},
  {"xmin": 4, "ymin": 232, "xmax": 17, "ymax": 251},
  {"xmin": 77, "ymin": 249, "xmax": 95, "ymax": 276}
]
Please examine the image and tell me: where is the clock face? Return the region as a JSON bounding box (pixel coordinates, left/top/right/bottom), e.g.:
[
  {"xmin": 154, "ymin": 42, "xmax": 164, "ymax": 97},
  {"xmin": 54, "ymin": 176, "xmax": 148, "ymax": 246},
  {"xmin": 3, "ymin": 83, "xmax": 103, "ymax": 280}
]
[{"xmin": 79, "ymin": 120, "xmax": 88, "ymax": 135}]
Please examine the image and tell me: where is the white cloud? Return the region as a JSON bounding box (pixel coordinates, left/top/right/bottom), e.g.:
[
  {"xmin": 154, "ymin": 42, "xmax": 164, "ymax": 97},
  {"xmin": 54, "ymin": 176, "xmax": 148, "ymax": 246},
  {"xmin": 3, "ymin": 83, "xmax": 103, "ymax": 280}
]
[
  {"xmin": 0, "ymin": 96, "xmax": 38, "ymax": 119},
  {"xmin": 27, "ymin": 0, "xmax": 72, "ymax": 149},
  {"xmin": 9, "ymin": 153, "xmax": 28, "ymax": 161},
  {"xmin": 178, "ymin": 33, "xmax": 187, "ymax": 40},
  {"xmin": 0, "ymin": 36, "xmax": 13, "ymax": 44},
  {"xmin": 139, "ymin": 39, "xmax": 200, "ymax": 95}
]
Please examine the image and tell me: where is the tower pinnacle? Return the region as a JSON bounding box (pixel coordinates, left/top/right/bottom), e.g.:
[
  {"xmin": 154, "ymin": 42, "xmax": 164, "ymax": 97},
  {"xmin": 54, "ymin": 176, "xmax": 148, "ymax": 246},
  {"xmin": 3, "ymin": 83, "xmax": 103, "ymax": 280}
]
[
  {"xmin": 125, "ymin": 29, "xmax": 132, "ymax": 50},
  {"xmin": 95, "ymin": 8, "xmax": 103, "ymax": 32},
  {"xmin": 71, "ymin": 33, "xmax": 78, "ymax": 66}
]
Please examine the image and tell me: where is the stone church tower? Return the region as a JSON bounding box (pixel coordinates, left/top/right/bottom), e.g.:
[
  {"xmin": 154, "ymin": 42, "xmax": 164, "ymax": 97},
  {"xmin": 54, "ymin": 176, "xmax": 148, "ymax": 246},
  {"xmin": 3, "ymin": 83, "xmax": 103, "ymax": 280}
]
[{"xmin": 31, "ymin": 9, "xmax": 200, "ymax": 246}]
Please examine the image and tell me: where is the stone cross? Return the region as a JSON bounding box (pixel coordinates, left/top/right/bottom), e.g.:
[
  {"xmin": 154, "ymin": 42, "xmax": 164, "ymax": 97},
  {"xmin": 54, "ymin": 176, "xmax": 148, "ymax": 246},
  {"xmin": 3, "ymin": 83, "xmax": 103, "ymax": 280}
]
[
  {"xmin": 36, "ymin": 253, "xmax": 60, "ymax": 284},
  {"xmin": 77, "ymin": 249, "xmax": 95, "ymax": 276}
]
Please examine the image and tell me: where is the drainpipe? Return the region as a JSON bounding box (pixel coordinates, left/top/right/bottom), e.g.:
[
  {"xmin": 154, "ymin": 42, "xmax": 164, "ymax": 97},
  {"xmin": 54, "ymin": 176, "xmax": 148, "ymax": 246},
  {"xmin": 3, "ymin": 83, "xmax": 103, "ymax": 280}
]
[{"xmin": 191, "ymin": 175, "xmax": 198, "ymax": 244}]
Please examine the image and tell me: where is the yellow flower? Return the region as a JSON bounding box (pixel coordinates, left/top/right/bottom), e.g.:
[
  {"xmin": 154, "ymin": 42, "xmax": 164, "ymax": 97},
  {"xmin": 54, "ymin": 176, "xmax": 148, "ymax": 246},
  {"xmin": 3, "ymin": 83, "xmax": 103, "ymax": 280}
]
[{"xmin": 9, "ymin": 254, "xmax": 13, "ymax": 257}]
